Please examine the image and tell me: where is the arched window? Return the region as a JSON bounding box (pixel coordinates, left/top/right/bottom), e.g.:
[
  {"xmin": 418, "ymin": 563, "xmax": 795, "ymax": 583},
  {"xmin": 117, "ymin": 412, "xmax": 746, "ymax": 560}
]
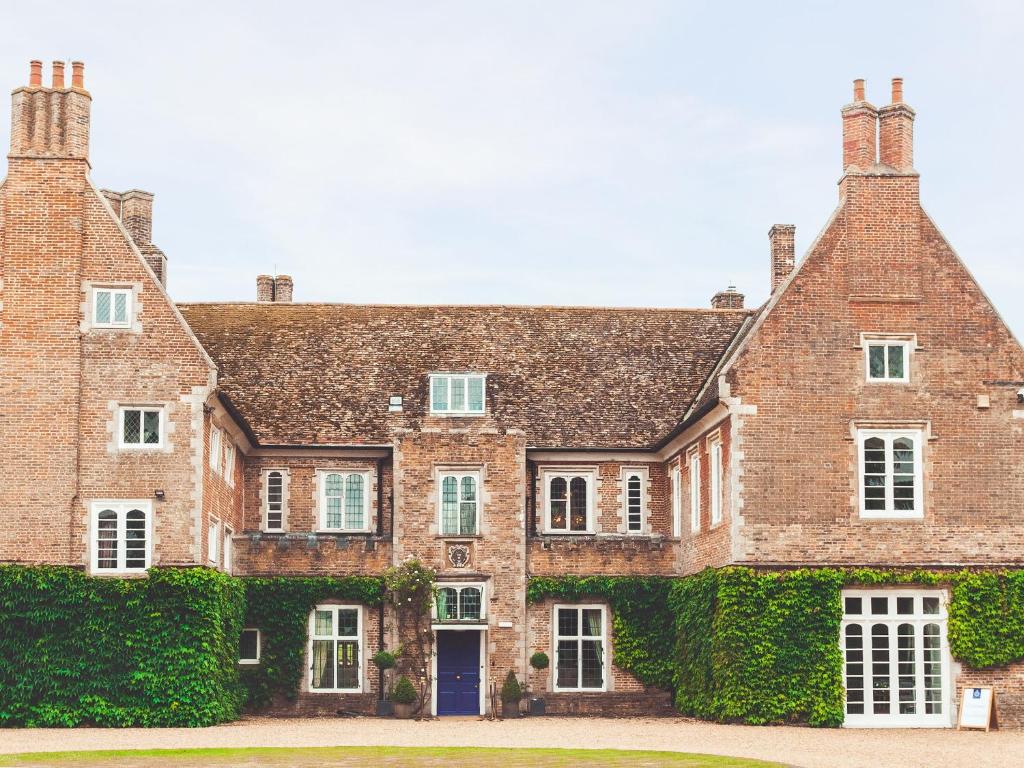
[
  {"xmin": 91, "ymin": 502, "xmax": 150, "ymax": 573},
  {"xmin": 545, "ymin": 472, "xmax": 593, "ymax": 533},
  {"xmin": 265, "ymin": 471, "xmax": 284, "ymax": 530},
  {"xmin": 439, "ymin": 473, "xmax": 478, "ymax": 535},
  {"xmin": 858, "ymin": 430, "xmax": 922, "ymax": 518},
  {"xmin": 96, "ymin": 510, "xmax": 118, "ymax": 570},
  {"xmin": 624, "ymin": 472, "xmax": 643, "ymax": 533},
  {"xmin": 318, "ymin": 471, "xmax": 369, "ymax": 532}
]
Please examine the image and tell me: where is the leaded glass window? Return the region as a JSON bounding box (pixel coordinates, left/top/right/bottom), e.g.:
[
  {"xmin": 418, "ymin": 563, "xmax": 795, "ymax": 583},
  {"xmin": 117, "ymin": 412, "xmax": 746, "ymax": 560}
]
[
  {"xmin": 309, "ymin": 606, "xmax": 361, "ymax": 691},
  {"xmin": 119, "ymin": 407, "xmax": 162, "ymax": 448},
  {"xmin": 92, "ymin": 287, "xmax": 131, "ymax": 328},
  {"xmin": 866, "ymin": 340, "xmax": 911, "ymax": 382},
  {"xmin": 440, "ymin": 473, "xmax": 478, "ymax": 535},
  {"xmin": 554, "ymin": 606, "xmax": 605, "ymax": 691},
  {"xmin": 546, "ymin": 472, "xmax": 592, "ymax": 533},
  {"xmin": 319, "ymin": 471, "xmax": 368, "ymax": 531},
  {"xmin": 858, "ymin": 430, "xmax": 923, "ymax": 518},
  {"xmin": 434, "ymin": 584, "xmax": 485, "ymax": 622}
]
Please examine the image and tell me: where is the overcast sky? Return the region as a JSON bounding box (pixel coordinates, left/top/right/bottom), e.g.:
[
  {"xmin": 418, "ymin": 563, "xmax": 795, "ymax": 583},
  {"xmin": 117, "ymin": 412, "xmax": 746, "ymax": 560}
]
[{"xmin": 4, "ymin": 1, "xmax": 1022, "ymax": 339}]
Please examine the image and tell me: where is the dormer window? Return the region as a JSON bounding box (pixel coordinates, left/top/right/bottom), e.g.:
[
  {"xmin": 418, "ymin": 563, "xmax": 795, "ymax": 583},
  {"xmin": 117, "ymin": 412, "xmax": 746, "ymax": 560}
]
[
  {"xmin": 92, "ymin": 287, "xmax": 132, "ymax": 328},
  {"xmin": 430, "ymin": 374, "xmax": 486, "ymax": 415}
]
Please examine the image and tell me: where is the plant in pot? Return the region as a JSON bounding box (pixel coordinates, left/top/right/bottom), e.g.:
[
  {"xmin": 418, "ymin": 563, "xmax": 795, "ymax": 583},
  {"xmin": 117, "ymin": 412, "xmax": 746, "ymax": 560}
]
[
  {"xmin": 372, "ymin": 649, "xmax": 398, "ymax": 717},
  {"xmin": 527, "ymin": 652, "xmax": 549, "ymax": 715},
  {"xmin": 392, "ymin": 675, "xmax": 418, "ymax": 719},
  {"xmin": 500, "ymin": 669, "xmax": 523, "ymax": 718}
]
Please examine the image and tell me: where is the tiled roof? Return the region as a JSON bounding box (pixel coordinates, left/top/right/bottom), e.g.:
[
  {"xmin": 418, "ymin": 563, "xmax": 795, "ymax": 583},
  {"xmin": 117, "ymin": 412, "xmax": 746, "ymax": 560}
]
[{"xmin": 177, "ymin": 303, "xmax": 753, "ymax": 449}]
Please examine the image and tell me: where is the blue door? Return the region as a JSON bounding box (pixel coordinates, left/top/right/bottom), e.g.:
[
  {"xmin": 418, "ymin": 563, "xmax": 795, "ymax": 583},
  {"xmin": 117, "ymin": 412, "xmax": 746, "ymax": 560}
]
[{"xmin": 436, "ymin": 630, "xmax": 480, "ymax": 715}]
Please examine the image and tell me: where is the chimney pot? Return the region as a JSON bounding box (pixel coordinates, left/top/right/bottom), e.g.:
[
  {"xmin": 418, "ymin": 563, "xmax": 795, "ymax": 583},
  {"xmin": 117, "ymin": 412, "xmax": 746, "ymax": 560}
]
[
  {"xmin": 71, "ymin": 61, "xmax": 84, "ymax": 89},
  {"xmin": 274, "ymin": 275, "xmax": 294, "ymax": 303},
  {"xmin": 853, "ymin": 78, "xmax": 865, "ymax": 102},
  {"xmin": 841, "ymin": 79, "xmax": 878, "ymax": 172},
  {"xmin": 769, "ymin": 224, "xmax": 796, "ymax": 293},
  {"xmin": 29, "ymin": 60, "xmax": 42, "ymax": 88},
  {"xmin": 52, "ymin": 61, "xmax": 65, "ymax": 89},
  {"xmin": 891, "ymin": 77, "xmax": 903, "ymax": 103},
  {"xmin": 256, "ymin": 275, "xmax": 275, "ymax": 302},
  {"xmin": 878, "ymin": 78, "xmax": 915, "ymax": 171}
]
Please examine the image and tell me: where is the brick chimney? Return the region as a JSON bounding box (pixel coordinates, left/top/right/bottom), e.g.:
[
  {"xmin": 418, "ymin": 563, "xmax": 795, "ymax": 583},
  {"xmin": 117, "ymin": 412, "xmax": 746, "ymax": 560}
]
[
  {"xmin": 256, "ymin": 275, "xmax": 275, "ymax": 302},
  {"xmin": 9, "ymin": 60, "xmax": 90, "ymax": 162},
  {"xmin": 711, "ymin": 285, "xmax": 744, "ymax": 309},
  {"xmin": 878, "ymin": 77, "xmax": 914, "ymax": 171},
  {"xmin": 256, "ymin": 274, "xmax": 294, "ymax": 302},
  {"xmin": 840, "ymin": 78, "xmax": 877, "ymax": 172},
  {"xmin": 100, "ymin": 189, "xmax": 168, "ymax": 286},
  {"xmin": 274, "ymin": 275, "xmax": 294, "ymax": 302},
  {"xmin": 769, "ymin": 224, "xmax": 796, "ymax": 292}
]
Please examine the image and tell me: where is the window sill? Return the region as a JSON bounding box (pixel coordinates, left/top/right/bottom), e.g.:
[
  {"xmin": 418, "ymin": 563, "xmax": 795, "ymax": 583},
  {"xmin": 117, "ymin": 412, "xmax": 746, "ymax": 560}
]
[
  {"xmin": 315, "ymin": 529, "xmax": 374, "ymax": 535},
  {"xmin": 436, "ymin": 534, "xmax": 482, "ymax": 540},
  {"xmin": 858, "ymin": 513, "xmax": 924, "ymax": 521},
  {"xmin": 308, "ymin": 688, "xmax": 364, "ymax": 695},
  {"xmin": 238, "ymin": 660, "xmax": 260, "ymax": 666}
]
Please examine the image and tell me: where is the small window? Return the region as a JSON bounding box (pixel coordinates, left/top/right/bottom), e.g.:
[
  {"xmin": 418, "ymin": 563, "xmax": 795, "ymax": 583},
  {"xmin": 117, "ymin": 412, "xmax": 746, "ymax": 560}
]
[
  {"xmin": 118, "ymin": 407, "xmax": 163, "ymax": 449},
  {"xmin": 222, "ymin": 441, "xmax": 235, "ymax": 485},
  {"xmin": 430, "ymin": 374, "xmax": 486, "ymax": 415},
  {"xmin": 208, "ymin": 520, "xmax": 220, "ymax": 565},
  {"xmin": 671, "ymin": 465, "xmax": 682, "ymax": 538},
  {"xmin": 688, "ymin": 449, "xmax": 701, "ymax": 533},
  {"xmin": 544, "ymin": 471, "xmax": 594, "ymax": 533},
  {"xmin": 865, "ymin": 339, "xmax": 911, "ymax": 383},
  {"xmin": 623, "ymin": 471, "xmax": 644, "ymax": 533},
  {"xmin": 209, "ymin": 427, "xmax": 222, "ymax": 473},
  {"xmin": 91, "ymin": 501, "xmax": 151, "ymax": 573},
  {"xmin": 318, "ymin": 471, "xmax": 370, "ymax": 532},
  {"xmin": 858, "ymin": 429, "xmax": 923, "ymax": 518},
  {"xmin": 92, "ymin": 287, "xmax": 132, "ymax": 328},
  {"xmin": 439, "ymin": 472, "xmax": 479, "ymax": 536},
  {"xmin": 239, "ymin": 628, "xmax": 260, "ymax": 664},
  {"xmin": 554, "ymin": 605, "xmax": 606, "ymax": 692},
  {"xmin": 709, "ymin": 435, "xmax": 723, "ymax": 526},
  {"xmin": 309, "ymin": 605, "xmax": 362, "ymax": 692},
  {"xmin": 264, "ymin": 470, "xmax": 286, "ymax": 531},
  {"xmin": 434, "ymin": 583, "xmax": 486, "ymax": 622}
]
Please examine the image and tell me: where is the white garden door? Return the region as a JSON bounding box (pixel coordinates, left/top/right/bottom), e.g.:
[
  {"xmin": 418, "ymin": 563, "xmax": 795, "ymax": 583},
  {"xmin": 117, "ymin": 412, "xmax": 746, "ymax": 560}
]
[{"xmin": 841, "ymin": 589, "xmax": 952, "ymax": 728}]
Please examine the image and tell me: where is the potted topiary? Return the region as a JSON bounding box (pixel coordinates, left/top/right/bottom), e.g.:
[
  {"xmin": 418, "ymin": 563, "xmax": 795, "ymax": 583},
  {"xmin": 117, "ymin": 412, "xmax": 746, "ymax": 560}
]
[
  {"xmin": 372, "ymin": 649, "xmax": 398, "ymax": 717},
  {"xmin": 527, "ymin": 652, "xmax": 549, "ymax": 715},
  {"xmin": 500, "ymin": 669, "xmax": 522, "ymax": 718},
  {"xmin": 392, "ymin": 675, "xmax": 418, "ymax": 719}
]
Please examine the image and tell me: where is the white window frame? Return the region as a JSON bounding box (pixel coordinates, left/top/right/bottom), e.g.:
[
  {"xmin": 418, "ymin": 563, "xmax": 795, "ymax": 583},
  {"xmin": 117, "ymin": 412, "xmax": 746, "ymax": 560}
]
[
  {"xmin": 89, "ymin": 500, "xmax": 153, "ymax": 574},
  {"xmin": 841, "ymin": 588, "xmax": 951, "ymax": 728},
  {"xmin": 316, "ymin": 469, "xmax": 372, "ymax": 533},
  {"xmin": 437, "ymin": 471, "xmax": 481, "ymax": 536},
  {"xmin": 429, "ymin": 373, "xmax": 487, "ymax": 415},
  {"xmin": 688, "ymin": 448, "xmax": 701, "ymax": 533},
  {"xmin": 239, "ymin": 628, "xmax": 261, "ymax": 665},
  {"xmin": 542, "ymin": 469, "xmax": 596, "ymax": 534},
  {"xmin": 308, "ymin": 605, "xmax": 363, "ymax": 693},
  {"xmin": 621, "ymin": 468, "xmax": 646, "ymax": 534},
  {"xmin": 671, "ymin": 464, "xmax": 682, "ymax": 538},
  {"xmin": 432, "ymin": 582, "xmax": 487, "ymax": 623},
  {"xmin": 552, "ymin": 604, "xmax": 608, "ymax": 693},
  {"xmin": 209, "ymin": 426, "xmax": 222, "ymax": 473},
  {"xmin": 117, "ymin": 406, "xmax": 164, "ymax": 450},
  {"xmin": 208, "ymin": 519, "xmax": 220, "ymax": 565},
  {"xmin": 863, "ymin": 334, "xmax": 913, "ymax": 384},
  {"xmin": 223, "ymin": 526, "xmax": 233, "ymax": 573},
  {"xmin": 263, "ymin": 469, "xmax": 288, "ymax": 532},
  {"xmin": 709, "ymin": 434, "xmax": 723, "ymax": 527},
  {"xmin": 857, "ymin": 429, "xmax": 924, "ymax": 519},
  {"xmin": 91, "ymin": 286, "xmax": 133, "ymax": 329},
  {"xmin": 222, "ymin": 441, "xmax": 236, "ymax": 486}
]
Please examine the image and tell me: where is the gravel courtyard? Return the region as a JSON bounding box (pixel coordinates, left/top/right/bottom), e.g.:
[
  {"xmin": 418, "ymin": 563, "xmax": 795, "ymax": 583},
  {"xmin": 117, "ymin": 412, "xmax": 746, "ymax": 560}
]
[{"xmin": 1, "ymin": 717, "xmax": 1022, "ymax": 768}]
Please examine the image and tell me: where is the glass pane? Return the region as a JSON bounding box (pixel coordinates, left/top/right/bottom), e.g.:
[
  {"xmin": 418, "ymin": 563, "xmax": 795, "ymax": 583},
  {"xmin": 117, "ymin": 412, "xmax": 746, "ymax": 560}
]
[
  {"xmin": 337, "ymin": 640, "xmax": 359, "ymax": 689},
  {"xmin": 122, "ymin": 410, "xmax": 141, "ymax": 444},
  {"xmin": 556, "ymin": 640, "xmax": 578, "ymax": 689},
  {"xmin": 550, "ymin": 477, "xmax": 567, "ymax": 530},
  {"xmin": 871, "ymin": 624, "xmax": 891, "ymax": 715},
  {"xmin": 557, "ymin": 608, "xmax": 578, "ymax": 638},
  {"xmin": 437, "ymin": 588, "xmax": 457, "ymax": 620},
  {"xmin": 96, "ymin": 510, "xmax": 118, "ymax": 569},
  {"xmin": 844, "ymin": 624, "xmax": 865, "ymax": 715},
  {"xmin": 432, "ymin": 377, "xmax": 449, "ymax": 411},
  {"xmin": 441, "ymin": 476, "xmax": 459, "ymax": 535},
  {"xmin": 923, "ymin": 597, "xmax": 940, "ymax": 615},
  {"xmin": 142, "ymin": 411, "xmax": 160, "ymax": 444},
  {"xmin": 569, "ymin": 477, "xmax": 587, "ymax": 531},
  {"xmin": 344, "ymin": 475, "xmax": 364, "ymax": 529},
  {"xmin": 460, "ymin": 587, "xmax": 481, "ymax": 620},
  {"xmin": 460, "ymin": 476, "xmax": 477, "ymax": 534},
  {"xmin": 314, "ymin": 610, "xmax": 333, "ymax": 636},
  {"xmin": 581, "ymin": 639, "xmax": 604, "ymax": 688},
  {"xmin": 337, "ymin": 609, "xmax": 358, "ymax": 637},
  {"xmin": 870, "ymin": 597, "xmax": 888, "ymax": 615},
  {"xmin": 868, "ymin": 345, "xmax": 886, "ymax": 378},
  {"xmin": 897, "ymin": 623, "xmax": 917, "ymax": 714},
  {"xmin": 468, "ymin": 377, "xmax": 484, "ymax": 412},
  {"xmin": 125, "ymin": 510, "xmax": 146, "ymax": 569},
  {"xmin": 923, "ymin": 623, "xmax": 943, "ymax": 714},
  {"xmin": 95, "ymin": 291, "xmax": 111, "ymax": 324},
  {"xmin": 897, "ymin": 597, "xmax": 914, "ymax": 615},
  {"xmin": 113, "ymin": 292, "xmax": 128, "ymax": 323},
  {"xmin": 888, "ymin": 345, "xmax": 905, "ymax": 379},
  {"xmin": 240, "ymin": 629, "xmax": 259, "ymax": 661},
  {"xmin": 451, "ymin": 378, "xmax": 466, "ymax": 411},
  {"xmin": 311, "ymin": 639, "xmax": 334, "ymax": 689},
  {"xmin": 844, "ymin": 597, "xmax": 863, "ymax": 615},
  {"xmin": 582, "ymin": 608, "xmax": 602, "ymax": 637},
  {"xmin": 863, "ymin": 437, "xmax": 887, "ymax": 510},
  {"xmin": 324, "ymin": 474, "xmax": 343, "ymax": 528}
]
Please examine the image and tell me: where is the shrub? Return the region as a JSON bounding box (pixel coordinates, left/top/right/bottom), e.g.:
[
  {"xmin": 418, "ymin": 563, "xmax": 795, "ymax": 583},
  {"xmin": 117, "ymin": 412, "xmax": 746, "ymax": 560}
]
[
  {"xmin": 500, "ymin": 670, "xmax": 522, "ymax": 703},
  {"xmin": 391, "ymin": 676, "xmax": 417, "ymax": 705},
  {"xmin": 529, "ymin": 651, "xmax": 549, "ymax": 670},
  {"xmin": 371, "ymin": 650, "xmax": 398, "ymax": 670}
]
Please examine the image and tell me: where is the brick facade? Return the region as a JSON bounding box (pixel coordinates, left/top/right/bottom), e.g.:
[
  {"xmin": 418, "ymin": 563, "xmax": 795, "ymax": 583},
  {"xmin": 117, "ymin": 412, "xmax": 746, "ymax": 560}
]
[{"xmin": 2, "ymin": 63, "xmax": 1022, "ymax": 725}]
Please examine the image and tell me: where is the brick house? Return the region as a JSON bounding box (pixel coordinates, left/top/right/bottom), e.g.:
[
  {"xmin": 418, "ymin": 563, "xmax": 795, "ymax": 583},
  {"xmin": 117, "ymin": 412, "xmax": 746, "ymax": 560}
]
[{"xmin": 1, "ymin": 62, "xmax": 1022, "ymax": 727}]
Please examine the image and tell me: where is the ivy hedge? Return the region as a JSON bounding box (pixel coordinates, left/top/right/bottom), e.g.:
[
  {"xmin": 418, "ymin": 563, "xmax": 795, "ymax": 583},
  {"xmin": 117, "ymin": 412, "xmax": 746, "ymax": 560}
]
[
  {"xmin": 238, "ymin": 576, "xmax": 385, "ymax": 709},
  {"xmin": 0, "ymin": 565, "xmax": 245, "ymax": 728}
]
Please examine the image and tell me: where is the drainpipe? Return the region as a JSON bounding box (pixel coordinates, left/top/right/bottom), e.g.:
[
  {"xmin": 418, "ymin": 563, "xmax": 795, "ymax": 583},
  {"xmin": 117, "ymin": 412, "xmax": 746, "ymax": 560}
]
[{"xmin": 375, "ymin": 457, "xmax": 384, "ymax": 537}]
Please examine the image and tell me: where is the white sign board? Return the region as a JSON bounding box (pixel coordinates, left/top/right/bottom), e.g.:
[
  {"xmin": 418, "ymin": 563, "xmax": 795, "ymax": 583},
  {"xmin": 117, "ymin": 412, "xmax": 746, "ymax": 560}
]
[{"xmin": 958, "ymin": 687, "xmax": 995, "ymax": 731}]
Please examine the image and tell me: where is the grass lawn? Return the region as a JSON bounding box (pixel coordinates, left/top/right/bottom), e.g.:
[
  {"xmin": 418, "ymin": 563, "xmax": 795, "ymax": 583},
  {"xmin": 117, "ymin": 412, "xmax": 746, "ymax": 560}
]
[{"xmin": 0, "ymin": 746, "xmax": 787, "ymax": 768}]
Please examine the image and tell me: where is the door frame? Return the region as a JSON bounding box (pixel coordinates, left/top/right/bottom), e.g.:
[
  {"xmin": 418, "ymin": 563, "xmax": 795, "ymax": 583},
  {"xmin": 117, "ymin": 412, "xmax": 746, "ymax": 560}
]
[{"xmin": 431, "ymin": 626, "xmax": 487, "ymax": 716}]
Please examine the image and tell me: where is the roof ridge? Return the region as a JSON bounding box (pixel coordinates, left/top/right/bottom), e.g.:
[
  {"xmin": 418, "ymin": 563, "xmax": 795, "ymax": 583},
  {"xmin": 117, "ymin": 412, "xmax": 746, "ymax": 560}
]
[{"xmin": 176, "ymin": 300, "xmax": 755, "ymax": 313}]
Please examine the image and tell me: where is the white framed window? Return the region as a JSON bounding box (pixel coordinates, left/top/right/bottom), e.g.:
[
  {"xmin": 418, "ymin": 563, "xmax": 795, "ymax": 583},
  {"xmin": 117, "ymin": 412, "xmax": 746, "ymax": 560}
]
[
  {"xmin": 118, "ymin": 406, "xmax": 163, "ymax": 449},
  {"xmin": 91, "ymin": 287, "xmax": 132, "ymax": 328},
  {"xmin": 209, "ymin": 426, "xmax": 222, "ymax": 473},
  {"xmin": 671, "ymin": 464, "xmax": 682, "ymax": 538},
  {"xmin": 439, "ymin": 472, "xmax": 479, "ymax": 536},
  {"xmin": 309, "ymin": 605, "xmax": 362, "ymax": 692},
  {"xmin": 239, "ymin": 628, "xmax": 261, "ymax": 664},
  {"xmin": 864, "ymin": 337, "xmax": 912, "ymax": 383},
  {"xmin": 622, "ymin": 468, "xmax": 645, "ymax": 534},
  {"xmin": 90, "ymin": 501, "xmax": 152, "ymax": 574},
  {"xmin": 709, "ymin": 434, "xmax": 723, "ymax": 527},
  {"xmin": 841, "ymin": 589, "xmax": 950, "ymax": 727},
  {"xmin": 317, "ymin": 470, "xmax": 371, "ymax": 532},
  {"xmin": 223, "ymin": 527, "xmax": 233, "ymax": 573},
  {"xmin": 263, "ymin": 469, "xmax": 287, "ymax": 531},
  {"xmin": 857, "ymin": 429, "xmax": 924, "ymax": 519},
  {"xmin": 553, "ymin": 604, "xmax": 606, "ymax": 692},
  {"xmin": 688, "ymin": 448, "xmax": 701, "ymax": 533},
  {"xmin": 543, "ymin": 470, "xmax": 596, "ymax": 534},
  {"xmin": 434, "ymin": 582, "xmax": 486, "ymax": 622},
  {"xmin": 222, "ymin": 441, "xmax": 236, "ymax": 486},
  {"xmin": 429, "ymin": 373, "xmax": 486, "ymax": 415},
  {"xmin": 208, "ymin": 519, "xmax": 220, "ymax": 565}
]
